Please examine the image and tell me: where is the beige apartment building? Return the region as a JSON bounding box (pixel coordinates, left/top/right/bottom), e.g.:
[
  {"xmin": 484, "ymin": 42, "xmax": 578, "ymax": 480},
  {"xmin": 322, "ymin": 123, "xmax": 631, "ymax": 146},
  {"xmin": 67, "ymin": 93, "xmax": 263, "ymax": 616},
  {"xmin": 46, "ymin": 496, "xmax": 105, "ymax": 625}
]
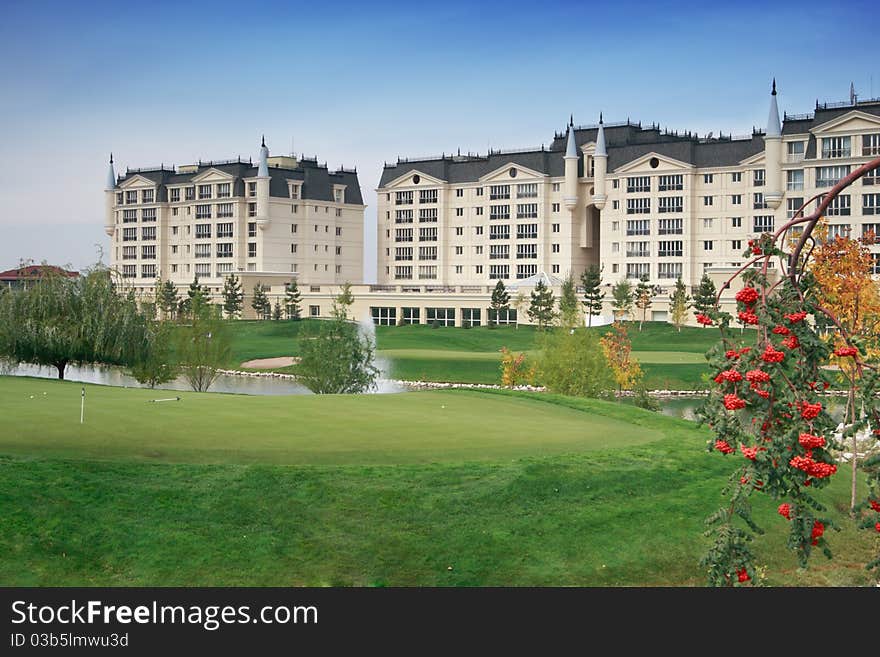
[
  {"xmin": 374, "ymin": 84, "xmax": 880, "ymax": 323},
  {"xmin": 104, "ymin": 138, "xmax": 365, "ymax": 304}
]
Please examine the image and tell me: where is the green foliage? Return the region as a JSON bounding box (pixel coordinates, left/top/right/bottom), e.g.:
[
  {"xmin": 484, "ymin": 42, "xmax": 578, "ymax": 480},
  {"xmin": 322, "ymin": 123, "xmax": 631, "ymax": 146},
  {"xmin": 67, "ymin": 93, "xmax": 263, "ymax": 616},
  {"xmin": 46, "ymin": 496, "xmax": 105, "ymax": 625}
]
[
  {"xmin": 611, "ymin": 279, "xmax": 634, "ymax": 321},
  {"xmin": 332, "ymin": 282, "xmax": 355, "ymax": 320},
  {"xmin": 527, "ymin": 280, "xmax": 557, "ymax": 329},
  {"xmin": 180, "ymin": 277, "xmax": 209, "ymax": 320},
  {"xmin": 632, "ymin": 386, "xmax": 661, "ymax": 412},
  {"xmin": 634, "ymin": 274, "xmax": 656, "ymax": 330},
  {"xmin": 0, "ymin": 266, "xmax": 150, "ymax": 379},
  {"xmin": 130, "ymin": 321, "xmax": 179, "ymax": 388},
  {"xmin": 295, "ymin": 319, "xmax": 380, "ymax": 393},
  {"xmin": 175, "ymin": 314, "xmax": 231, "ymax": 392},
  {"xmin": 669, "ymin": 276, "xmax": 691, "ymax": 332},
  {"xmin": 580, "ymin": 264, "xmax": 605, "ymax": 327},
  {"xmin": 692, "ymin": 274, "xmax": 717, "ymax": 323},
  {"xmin": 272, "ymin": 300, "xmax": 282, "ymax": 321},
  {"xmin": 536, "ymin": 328, "xmax": 614, "ymax": 398},
  {"xmin": 558, "ymin": 273, "xmax": 580, "ymax": 328},
  {"xmin": 489, "ymin": 280, "xmax": 510, "ymax": 327},
  {"xmin": 251, "ymin": 283, "xmax": 271, "ymax": 320},
  {"xmin": 157, "ymin": 279, "xmax": 179, "ymax": 320},
  {"xmin": 221, "ymin": 273, "xmax": 244, "ymax": 318},
  {"xmin": 285, "ymin": 280, "xmax": 302, "ymax": 320}
]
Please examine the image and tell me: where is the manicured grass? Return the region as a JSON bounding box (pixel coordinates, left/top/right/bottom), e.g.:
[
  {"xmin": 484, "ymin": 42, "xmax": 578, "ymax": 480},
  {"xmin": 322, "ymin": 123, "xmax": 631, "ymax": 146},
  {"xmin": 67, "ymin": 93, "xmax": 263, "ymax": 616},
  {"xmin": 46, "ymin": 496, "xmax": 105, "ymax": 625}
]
[{"xmin": 1, "ymin": 378, "xmax": 876, "ymax": 586}]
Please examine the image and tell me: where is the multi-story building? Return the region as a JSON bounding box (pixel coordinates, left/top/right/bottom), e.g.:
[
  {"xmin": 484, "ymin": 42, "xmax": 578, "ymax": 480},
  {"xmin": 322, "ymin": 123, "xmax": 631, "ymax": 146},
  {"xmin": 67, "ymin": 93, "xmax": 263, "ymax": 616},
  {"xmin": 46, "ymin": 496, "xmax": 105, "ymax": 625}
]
[
  {"xmin": 104, "ymin": 138, "xmax": 365, "ymax": 305},
  {"xmin": 376, "ymin": 85, "xmax": 880, "ymax": 321}
]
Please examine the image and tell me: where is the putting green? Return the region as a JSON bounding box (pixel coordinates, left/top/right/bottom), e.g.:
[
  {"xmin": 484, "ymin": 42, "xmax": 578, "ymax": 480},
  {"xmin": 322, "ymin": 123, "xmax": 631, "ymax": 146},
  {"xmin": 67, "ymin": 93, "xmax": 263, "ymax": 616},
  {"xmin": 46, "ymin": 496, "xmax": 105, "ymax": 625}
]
[{"xmin": 0, "ymin": 377, "xmax": 664, "ymax": 466}]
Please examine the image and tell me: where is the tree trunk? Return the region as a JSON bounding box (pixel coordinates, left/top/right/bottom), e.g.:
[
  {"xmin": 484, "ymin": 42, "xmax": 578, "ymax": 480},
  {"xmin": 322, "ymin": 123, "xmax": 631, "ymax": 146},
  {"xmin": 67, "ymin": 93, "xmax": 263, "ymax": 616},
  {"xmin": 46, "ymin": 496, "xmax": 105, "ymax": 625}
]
[
  {"xmin": 849, "ymin": 389, "xmax": 857, "ymax": 514},
  {"xmin": 55, "ymin": 361, "xmax": 67, "ymax": 380}
]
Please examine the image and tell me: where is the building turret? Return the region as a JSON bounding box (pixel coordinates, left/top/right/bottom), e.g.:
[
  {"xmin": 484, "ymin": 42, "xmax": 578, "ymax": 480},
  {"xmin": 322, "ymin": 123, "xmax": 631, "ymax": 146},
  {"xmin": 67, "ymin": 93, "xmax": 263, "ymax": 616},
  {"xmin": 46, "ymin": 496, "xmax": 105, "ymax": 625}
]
[
  {"xmin": 763, "ymin": 80, "xmax": 783, "ymax": 210},
  {"xmin": 592, "ymin": 114, "xmax": 608, "ymax": 211},
  {"xmin": 256, "ymin": 136, "xmax": 271, "ymax": 231},
  {"xmin": 563, "ymin": 116, "xmax": 579, "ymax": 210},
  {"xmin": 104, "ymin": 154, "xmax": 116, "ymax": 237}
]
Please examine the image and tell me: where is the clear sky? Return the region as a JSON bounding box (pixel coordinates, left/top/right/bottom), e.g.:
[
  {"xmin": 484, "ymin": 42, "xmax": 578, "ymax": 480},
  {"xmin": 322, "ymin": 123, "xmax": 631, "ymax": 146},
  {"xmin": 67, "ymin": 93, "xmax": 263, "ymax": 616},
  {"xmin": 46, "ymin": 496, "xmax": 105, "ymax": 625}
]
[{"xmin": 0, "ymin": 0, "xmax": 875, "ymax": 280}]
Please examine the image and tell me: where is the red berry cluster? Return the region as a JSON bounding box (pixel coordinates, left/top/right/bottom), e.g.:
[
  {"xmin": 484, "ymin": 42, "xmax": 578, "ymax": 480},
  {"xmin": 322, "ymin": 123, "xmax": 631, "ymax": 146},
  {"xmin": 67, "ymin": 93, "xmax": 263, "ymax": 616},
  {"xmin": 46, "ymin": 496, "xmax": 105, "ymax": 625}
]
[
  {"xmin": 714, "ymin": 440, "xmax": 734, "ymax": 455},
  {"xmin": 781, "ymin": 335, "xmax": 800, "ymax": 350},
  {"xmin": 789, "ymin": 455, "xmax": 837, "ymax": 479},
  {"xmin": 745, "ymin": 369, "xmax": 770, "ymax": 384},
  {"xmin": 737, "ymin": 568, "xmax": 750, "ymax": 583},
  {"xmin": 738, "ymin": 310, "xmax": 759, "ymax": 325},
  {"xmin": 714, "ymin": 369, "xmax": 743, "ymax": 384},
  {"xmin": 723, "ymin": 394, "xmax": 746, "ymax": 410},
  {"xmin": 810, "ymin": 521, "xmax": 825, "ymax": 546},
  {"xmin": 747, "ymin": 239, "xmax": 763, "ymax": 256},
  {"xmin": 799, "ymin": 401, "xmax": 822, "ymax": 420},
  {"xmin": 735, "ymin": 287, "xmax": 760, "ymax": 304},
  {"xmin": 696, "ymin": 313, "xmax": 714, "ymax": 326},
  {"xmin": 777, "ymin": 503, "xmax": 791, "ymax": 519},
  {"xmin": 833, "ymin": 346, "xmax": 858, "ymax": 358},
  {"xmin": 870, "ymin": 499, "xmax": 880, "ymax": 513},
  {"xmin": 798, "ymin": 433, "xmax": 826, "ymax": 449},
  {"xmin": 740, "ymin": 444, "xmax": 761, "ymax": 461},
  {"xmin": 761, "ymin": 346, "xmax": 785, "ymax": 363},
  {"xmin": 784, "ymin": 311, "xmax": 807, "ymax": 323},
  {"xmin": 771, "ymin": 325, "xmax": 790, "ymax": 335}
]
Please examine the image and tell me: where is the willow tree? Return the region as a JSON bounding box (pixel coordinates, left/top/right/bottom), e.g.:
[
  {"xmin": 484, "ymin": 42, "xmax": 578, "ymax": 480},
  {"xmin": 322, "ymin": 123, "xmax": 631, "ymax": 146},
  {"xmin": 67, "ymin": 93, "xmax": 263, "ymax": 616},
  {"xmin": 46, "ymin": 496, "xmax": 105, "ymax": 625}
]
[{"xmin": 0, "ymin": 266, "xmax": 150, "ymax": 379}]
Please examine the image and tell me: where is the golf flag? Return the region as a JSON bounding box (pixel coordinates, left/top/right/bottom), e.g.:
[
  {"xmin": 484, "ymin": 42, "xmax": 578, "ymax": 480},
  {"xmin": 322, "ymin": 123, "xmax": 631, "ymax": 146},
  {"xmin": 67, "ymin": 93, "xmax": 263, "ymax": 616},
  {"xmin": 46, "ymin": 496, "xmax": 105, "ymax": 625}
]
[{"xmin": 80, "ymin": 387, "xmax": 85, "ymax": 424}]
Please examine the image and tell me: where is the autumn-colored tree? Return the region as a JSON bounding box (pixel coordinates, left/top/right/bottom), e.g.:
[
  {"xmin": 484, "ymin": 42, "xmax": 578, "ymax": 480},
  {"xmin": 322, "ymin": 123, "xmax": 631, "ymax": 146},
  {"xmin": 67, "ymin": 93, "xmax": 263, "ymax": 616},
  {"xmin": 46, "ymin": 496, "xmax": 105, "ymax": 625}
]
[
  {"xmin": 599, "ymin": 322, "xmax": 643, "ymax": 396},
  {"xmin": 499, "ymin": 347, "xmax": 532, "ymax": 387},
  {"xmin": 810, "ymin": 232, "xmax": 880, "ymax": 511}
]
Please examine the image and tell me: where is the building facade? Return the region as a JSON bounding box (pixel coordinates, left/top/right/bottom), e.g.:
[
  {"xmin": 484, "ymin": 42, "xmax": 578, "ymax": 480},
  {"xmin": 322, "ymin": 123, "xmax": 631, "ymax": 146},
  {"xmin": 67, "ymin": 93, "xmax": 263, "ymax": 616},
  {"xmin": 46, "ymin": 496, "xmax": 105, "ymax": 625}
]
[
  {"xmin": 376, "ymin": 86, "xmax": 880, "ymax": 321},
  {"xmin": 104, "ymin": 139, "xmax": 366, "ymax": 302}
]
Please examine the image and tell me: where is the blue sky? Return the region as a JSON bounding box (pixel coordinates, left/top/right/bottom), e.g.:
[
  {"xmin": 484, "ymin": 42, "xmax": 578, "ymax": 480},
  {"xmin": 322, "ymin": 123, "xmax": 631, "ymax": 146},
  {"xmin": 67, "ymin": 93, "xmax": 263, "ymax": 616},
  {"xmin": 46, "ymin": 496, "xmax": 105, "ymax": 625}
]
[{"xmin": 0, "ymin": 0, "xmax": 875, "ymax": 280}]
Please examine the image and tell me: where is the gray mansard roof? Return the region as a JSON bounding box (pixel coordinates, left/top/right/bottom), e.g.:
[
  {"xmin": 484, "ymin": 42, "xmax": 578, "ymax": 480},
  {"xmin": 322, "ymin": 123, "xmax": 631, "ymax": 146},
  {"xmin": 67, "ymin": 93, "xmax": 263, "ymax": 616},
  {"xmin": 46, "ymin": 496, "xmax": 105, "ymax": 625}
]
[
  {"xmin": 379, "ymin": 99, "xmax": 880, "ymax": 187},
  {"xmin": 115, "ymin": 158, "xmax": 363, "ymax": 205}
]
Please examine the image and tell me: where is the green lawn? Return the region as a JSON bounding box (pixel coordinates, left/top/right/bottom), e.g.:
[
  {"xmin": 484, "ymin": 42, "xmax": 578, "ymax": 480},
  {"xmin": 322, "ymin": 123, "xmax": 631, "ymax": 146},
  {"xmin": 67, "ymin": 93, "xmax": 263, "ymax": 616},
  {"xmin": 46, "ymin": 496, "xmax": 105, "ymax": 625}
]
[
  {"xmin": 1, "ymin": 377, "xmax": 875, "ymax": 586},
  {"xmin": 224, "ymin": 320, "xmax": 724, "ymax": 388}
]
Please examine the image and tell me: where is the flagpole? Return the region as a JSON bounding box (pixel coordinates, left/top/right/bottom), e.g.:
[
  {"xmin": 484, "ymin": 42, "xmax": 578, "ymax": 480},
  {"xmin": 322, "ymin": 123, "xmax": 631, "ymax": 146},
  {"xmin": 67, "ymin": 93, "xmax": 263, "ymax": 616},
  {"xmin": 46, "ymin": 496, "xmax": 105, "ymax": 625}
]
[{"xmin": 80, "ymin": 387, "xmax": 85, "ymax": 424}]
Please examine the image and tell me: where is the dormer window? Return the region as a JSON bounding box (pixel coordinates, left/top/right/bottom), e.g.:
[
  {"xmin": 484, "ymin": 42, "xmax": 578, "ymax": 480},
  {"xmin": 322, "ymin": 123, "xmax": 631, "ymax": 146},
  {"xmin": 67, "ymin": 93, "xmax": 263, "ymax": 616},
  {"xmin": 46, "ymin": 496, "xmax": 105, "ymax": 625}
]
[
  {"xmin": 125, "ymin": 191, "xmax": 137, "ymax": 204},
  {"xmin": 822, "ymin": 136, "xmax": 851, "ymax": 159},
  {"xmin": 170, "ymin": 188, "xmax": 180, "ymax": 203},
  {"xmin": 198, "ymin": 184, "xmax": 213, "ymax": 199},
  {"xmin": 142, "ymin": 189, "xmax": 154, "ymax": 204},
  {"xmin": 217, "ymin": 183, "xmax": 231, "ymax": 198}
]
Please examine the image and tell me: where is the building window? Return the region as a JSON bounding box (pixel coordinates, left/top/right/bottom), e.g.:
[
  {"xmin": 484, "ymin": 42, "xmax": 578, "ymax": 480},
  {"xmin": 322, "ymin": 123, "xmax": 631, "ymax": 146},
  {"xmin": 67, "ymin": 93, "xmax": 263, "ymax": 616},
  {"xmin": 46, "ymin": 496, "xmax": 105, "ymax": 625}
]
[
  {"xmin": 754, "ymin": 216, "xmax": 774, "ymax": 233},
  {"xmin": 370, "ymin": 307, "xmax": 397, "ymax": 326},
  {"xmin": 418, "ymin": 265, "xmax": 437, "ymax": 280},
  {"xmin": 456, "ymin": 188, "xmax": 464, "ymax": 197},
  {"xmin": 516, "ymin": 203, "xmax": 538, "ymax": 219},
  {"xmin": 489, "ymin": 264, "xmax": 509, "ymax": 280},
  {"xmin": 703, "ymin": 241, "xmax": 713, "ymax": 251},
  {"xmin": 626, "ymin": 219, "xmax": 650, "ymax": 236},
  {"xmin": 702, "ymin": 218, "xmax": 714, "ymax": 229},
  {"xmin": 184, "ymin": 186, "xmax": 195, "ymax": 201},
  {"xmin": 731, "ymin": 194, "xmax": 742, "ymax": 206},
  {"xmin": 489, "ymin": 244, "xmax": 509, "ymax": 260},
  {"xmin": 419, "ymin": 227, "xmax": 437, "ymax": 241},
  {"xmin": 786, "ymin": 197, "xmax": 804, "ymax": 219},
  {"xmin": 396, "ymin": 228, "xmax": 413, "ymax": 243},
  {"xmin": 866, "ymin": 166, "xmax": 880, "ymax": 186},
  {"xmin": 124, "ymin": 190, "xmax": 137, "ymax": 205},
  {"xmin": 626, "ymin": 263, "xmax": 650, "ymax": 279},
  {"xmin": 516, "ymin": 264, "xmax": 537, "ymax": 279},
  {"xmin": 140, "ymin": 189, "xmax": 154, "ymax": 204},
  {"xmin": 216, "ymin": 182, "xmax": 231, "ymax": 198},
  {"xmin": 455, "ymin": 246, "xmax": 463, "ymax": 255},
  {"xmin": 863, "ymin": 134, "xmax": 880, "ymax": 157},
  {"xmin": 657, "ymin": 241, "xmax": 683, "ymax": 257},
  {"xmin": 753, "ymin": 193, "xmax": 767, "ymax": 210},
  {"xmin": 141, "ymin": 226, "xmax": 156, "ymax": 241},
  {"xmin": 516, "ymin": 223, "xmax": 538, "ymax": 239},
  {"xmin": 291, "ymin": 244, "xmax": 298, "ymax": 254},
  {"xmin": 730, "ymin": 172, "xmax": 742, "ymax": 183},
  {"xmin": 552, "ymin": 243, "xmax": 560, "ymax": 253},
  {"xmin": 194, "ymin": 243, "xmax": 211, "ymax": 259},
  {"xmin": 658, "ymin": 175, "xmax": 683, "ymax": 191},
  {"xmin": 122, "ymin": 265, "xmax": 136, "ymax": 278},
  {"xmin": 475, "ymin": 207, "xmax": 484, "ymax": 216},
  {"xmin": 248, "ymin": 243, "xmax": 257, "ymax": 258},
  {"xmin": 394, "ymin": 266, "xmax": 412, "ymax": 279},
  {"xmin": 612, "ymin": 200, "xmax": 619, "ymax": 210},
  {"xmin": 703, "ymin": 196, "xmax": 714, "ymax": 206},
  {"xmin": 787, "ymin": 141, "xmax": 805, "ymax": 162},
  {"xmin": 455, "ymin": 227, "xmax": 463, "ymax": 236},
  {"xmin": 612, "ymin": 264, "xmax": 619, "ymax": 274},
  {"xmin": 122, "ymin": 227, "xmax": 136, "ymax": 241},
  {"xmin": 195, "ymin": 205, "xmax": 212, "ymax": 219},
  {"xmin": 626, "ymin": 241, "xmax": 650, "ymax": 258},
  {"xmin": 475, "ymin": 226, "xmax": 484, "ymax": 236},
  {"xmin": 552, "ymin": 203, "xmax": 560, "ymax": 212},
  {"xmin": 516, "ymin": 183, "xmax": 538, "ymax": 198},
  {"xmin": 516, "ymin": 244, "xmax": 537, "ymax": 259},
  {"xmin": 863, "ymin": 194, "xmax": 880, "ymax": 215},
  {"xmin": 489, "ymin": 185, "xmax": 510, "ymax": 200},
  {"xmin": 216, "ymin": 243, "xmax": 233, "ymax": 258},
  {"xmin": 489, "ymin": 225, "xmax": 509, "ymax": 240},
  {"xmin": 419, "ymin": 246, "xmax": 437, "ymax": 260},
  {"xmin": 309, "ymin": 305, "xmax": 320, "ymax": 317},
  {"xmin": 395, "ymin": 247, "xmax": 412, "ymax": 261},
  {"xmin": 217, "ymin": 263, "xmax": 233, "ymax": 277},
  {"xmin": 141, "ymin": 245, "xmax": 156, "ymax": 260},
  {"xmin": 611, "ymin": 242, "xmax": 619, "ymax": 253},
  {"xmin": 217, "ymin": 222, "xmax": 233, "ymax": 238},
  {"xmin": 824, "ymin": 195, "xmax": 851, "ymax": 216},
  {"xmin": 827, "ymin": 224, "xmax": 851, "ymax": 239},
  {"xmin": 289, "ymin": 184, "xmax": 300, "ymax": 199},
  {"xmin": 786, "ymin": 170, "xmax": 804, "ymax": 191},
  {"xmin": 216, "ymin": 203, "xmax": 233, "ymax": 218},
  {"xmin": 455, "ymin": 208, "xmax": 463, "ymax": 217},
  {"xmin": 122, "ymin": 209, "xmax": 137, "ymax": 223},
  {"xmin": 552, "ymin": 183, "xmax": 560, "ymax": 192},
  {"xmin": 731, "ymin": 239, "xmax": 742, "ymax": 251},
  {"xmin": 703, "ymin": 174, "xmax": 714, "ymax": 184},
  {"xmin": 822, "ymin": 136, "xmax": 851, "ymax": 159},
  {"xmin": 247, "ymin": 222, "xmax": 257, "ymax": 238},
  {"xmin": 731, "ymin": 217, "xmax": 742, "ymax": 228},
  {"xmin": 862, "ymin": 223, "xmax": 880, "ymax": 241},
  {"xmin": 426, "ymin": 307, "xmax": 455, "ymax": 326},
  {"xmin": 198, "ymin": 184, "xmax": 212, "ymax": 200},
  {"xmin": 611, "ymin": 221, "xmax": 619, "ymax": 231},
  {"xmin": 396, "ymin": 209, "xmax": 413, "ymax": 224},
  {"xmin": 658, "ymin": 197, "xmax": 683, "ymax": 213},
  {"xmin": 489, "ymin": 205, "xmax": 509, "ymax": 222},
  {"xmin": 753, "ymin": 169, "xmax": 765, "ymax": 187},
  {"xmin": 658, "ymin": 262, "xmax": 682, "ymax": 279},
  {"xmin": 395, "ymin": 191, "xmax": 413, "ymax": 205},
  {"xmin": 116, "ymin": 192, "xmax": 123, "ymax": 205},
  {"xmin": 551, "ymin": 223, "xmax": 560, "ymax": 233},
  {"xmin": 476, "ymin": 187, "xmax": 483, "ymax": 196},
  {"xmin": 816, "ymin": 165, "xmax": 850, "ymax": 188},
  {"xmin": 419, "ymin": 189, "xmax": 438, "ymax": 204},
  {"xmin": 122, "ymin": 246, "xmax": 136, "ymax": 260},
  {"xmin": 248, "ymin": 203, "xmax": 257, "ymax": 217},
  {"xmin": 419, "ymin": 208, "xmax": 438, "ymax": 222},
  {"xmin": 612, "ymin": 179, "xmax": 620, "ymax": 189},
  {"xmin": 401, "ymin": 307, "xmax": 420, "ymax": 324},
  {"xmin": 626, "ymin": 198, "xmax": 650, "ymax": 214},
  {"xmin": 657, "ymin": 218, "xmax": 683, "ymax": 235},
  {"xmin": 195, "ymin": 223, "xmax": 211, "ymax": 239},
  {"xmin": 626, "ymin": 176, "xmax": 651, "ymax": 193}
]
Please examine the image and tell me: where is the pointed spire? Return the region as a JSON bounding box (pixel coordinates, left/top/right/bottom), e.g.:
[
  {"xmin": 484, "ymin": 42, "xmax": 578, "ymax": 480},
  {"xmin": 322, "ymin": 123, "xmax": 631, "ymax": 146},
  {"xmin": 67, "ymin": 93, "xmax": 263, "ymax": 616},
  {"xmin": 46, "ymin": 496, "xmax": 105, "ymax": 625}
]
[
  {"xmin": 105, "ymin": 153, "xmax": 116, "ymax": 190},
  {"xmin": 595, "ymin": 113, "xmax": 607, "ymax": 157},
  {"xmin": 258, "ymin": 136, "xmax": 269, "ymax": 177},
  {"xmin": 565, "ymin": 120, "xmax": 578, "ymax": 158},
  {"xmin": 766, "ymin": 79, "xmax": 781, "ymax": 138},
  {"xmin": 569, "ymin": 114, "xmax": 573, "ymax": 127}
]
